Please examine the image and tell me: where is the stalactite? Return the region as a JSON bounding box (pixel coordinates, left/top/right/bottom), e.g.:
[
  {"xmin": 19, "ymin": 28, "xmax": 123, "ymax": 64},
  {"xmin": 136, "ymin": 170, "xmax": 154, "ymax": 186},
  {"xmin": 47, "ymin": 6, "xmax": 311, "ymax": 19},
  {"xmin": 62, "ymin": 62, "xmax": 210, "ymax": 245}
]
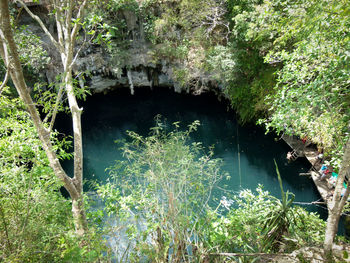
[{"xmin": 127, "ymin": 70, "xmax": 134, "ymax": 95}]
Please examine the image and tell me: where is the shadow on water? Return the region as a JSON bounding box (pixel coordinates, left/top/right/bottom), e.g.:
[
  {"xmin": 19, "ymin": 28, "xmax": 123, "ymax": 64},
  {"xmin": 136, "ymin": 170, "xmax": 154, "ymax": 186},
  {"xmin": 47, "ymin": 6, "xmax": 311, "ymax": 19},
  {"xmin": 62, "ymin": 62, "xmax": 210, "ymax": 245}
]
[{"xmin": 56, "ymin": 86, "xmax": 335, "ymax": 227}]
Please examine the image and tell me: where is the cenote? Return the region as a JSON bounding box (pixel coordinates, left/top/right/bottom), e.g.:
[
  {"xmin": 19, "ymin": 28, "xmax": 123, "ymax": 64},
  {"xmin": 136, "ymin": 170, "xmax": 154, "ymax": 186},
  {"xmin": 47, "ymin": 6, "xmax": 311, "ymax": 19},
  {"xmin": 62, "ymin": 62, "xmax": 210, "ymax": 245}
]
[{"xmin": 56, "ymin": 87, "xmax": 329, "ymax": 218}]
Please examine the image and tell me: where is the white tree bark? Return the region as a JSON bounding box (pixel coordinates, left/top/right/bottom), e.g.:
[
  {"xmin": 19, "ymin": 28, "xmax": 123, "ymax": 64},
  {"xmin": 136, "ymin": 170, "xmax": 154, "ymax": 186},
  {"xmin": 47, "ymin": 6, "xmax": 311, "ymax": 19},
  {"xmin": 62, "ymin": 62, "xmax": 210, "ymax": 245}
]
[
  {"xmin": 324, "ymin": 138, "xmax": 350, "ymax": 253},
  {"xmin": 0, "ymin": 0, "xmax": 88, "ymax": 236}
]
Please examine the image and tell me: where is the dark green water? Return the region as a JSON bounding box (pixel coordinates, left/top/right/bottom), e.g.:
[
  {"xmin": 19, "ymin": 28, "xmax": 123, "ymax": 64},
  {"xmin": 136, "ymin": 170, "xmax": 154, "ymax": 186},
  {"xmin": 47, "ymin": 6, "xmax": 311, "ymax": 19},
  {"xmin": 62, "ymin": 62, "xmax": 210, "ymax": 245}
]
[{"xmin": 57, "ymin": 87, "xmax": 326, "ymax": 217}]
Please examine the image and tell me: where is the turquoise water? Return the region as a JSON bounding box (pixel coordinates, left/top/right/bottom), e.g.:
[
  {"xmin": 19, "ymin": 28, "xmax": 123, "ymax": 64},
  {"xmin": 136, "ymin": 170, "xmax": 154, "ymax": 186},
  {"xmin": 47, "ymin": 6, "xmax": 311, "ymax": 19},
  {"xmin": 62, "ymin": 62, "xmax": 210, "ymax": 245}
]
[{"xmin": 57, "ymin": 87, "xmax": 326, "ymax": 217}]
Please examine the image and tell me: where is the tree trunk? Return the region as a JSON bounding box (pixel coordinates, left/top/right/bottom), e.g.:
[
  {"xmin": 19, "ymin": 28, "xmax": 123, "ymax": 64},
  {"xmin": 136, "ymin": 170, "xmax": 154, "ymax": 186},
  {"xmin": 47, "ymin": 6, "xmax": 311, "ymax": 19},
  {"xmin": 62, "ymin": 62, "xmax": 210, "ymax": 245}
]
[
  {"xmin": 324, "ymin": 207, "xmax": 342, "ymax": 252},
  {"xmin": 0, "ymin": 0, "xmax": 88, "ymax": 236},
  {"xmin": 72, "ymin": 197, "xmax": 88, "ymax": 236},
  {"xmin": 324, "ymin": 138, "xmax": 350, "ymax": 253},
  {"xmin": 64, "ymin": 71, "xmax": 87, "ymax": 235}
]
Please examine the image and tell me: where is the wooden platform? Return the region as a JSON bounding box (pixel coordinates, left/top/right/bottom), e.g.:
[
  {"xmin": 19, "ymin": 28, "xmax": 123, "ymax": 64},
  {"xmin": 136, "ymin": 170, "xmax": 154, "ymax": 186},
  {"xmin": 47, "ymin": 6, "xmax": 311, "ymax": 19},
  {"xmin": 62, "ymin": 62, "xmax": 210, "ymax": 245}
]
[
  {"xmin": 310, "ymin": 171, "xmax": 332, "ymax": 206},
  {"xmin": 281, "ymin": 134, "xmax": 332, "ymax": 208}
]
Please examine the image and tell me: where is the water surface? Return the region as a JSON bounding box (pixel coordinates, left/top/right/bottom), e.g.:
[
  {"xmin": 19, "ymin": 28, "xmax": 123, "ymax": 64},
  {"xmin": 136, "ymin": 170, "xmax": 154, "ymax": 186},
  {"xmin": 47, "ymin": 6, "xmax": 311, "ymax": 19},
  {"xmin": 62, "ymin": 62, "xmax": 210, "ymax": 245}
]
[{"xmin": 56, "ymin": 87, "xmax": 325, "ymax": 216}]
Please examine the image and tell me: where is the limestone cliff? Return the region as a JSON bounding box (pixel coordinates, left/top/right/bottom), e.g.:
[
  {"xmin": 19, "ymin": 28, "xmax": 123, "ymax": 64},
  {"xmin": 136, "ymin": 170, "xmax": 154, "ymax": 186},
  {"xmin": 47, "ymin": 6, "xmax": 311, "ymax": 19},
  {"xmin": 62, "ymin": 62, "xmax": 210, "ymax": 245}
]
[{"xmin": 18, "ymin": 4, "xmax": 218, "ymax": 95}]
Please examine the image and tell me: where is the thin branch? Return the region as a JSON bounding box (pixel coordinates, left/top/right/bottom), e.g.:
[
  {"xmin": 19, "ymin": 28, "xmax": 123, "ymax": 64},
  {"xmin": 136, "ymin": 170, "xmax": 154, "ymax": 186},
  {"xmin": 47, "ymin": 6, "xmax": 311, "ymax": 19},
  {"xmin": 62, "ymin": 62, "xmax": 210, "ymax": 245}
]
[
  {"xmin": 61, "ymin": 2, "xmax": 69, "ymax": 43},
  {"xmin": 15, "ymin": 6, "xmax": 24, "ymax": 27},
  {"xmin": 53, "ymin": 0, "xmax": 65, "ymax": 50},
  {"xmin": 0, "ymin": 29, "xmax": 10, "ymax": 64},
  {"xmin": 337, "ymin": 140, "xmax": 350, "ymax": 209},
  {"xmin": 0, "ymin": 69, "xmax": 9, "ymax": 95},
  {"xmin": 15, "ymin": 0, "xmax": 63, "ymax": 53},
  {"xmin": 0, "ymin": 28, "xmax": 10, "ymax": 95},
  {"xmin": 70, "ymin": 0, "xmax": 88, "ymax": 44},
  {"xmin": 65, "ymin": 0, "xmax": 73, "ymax": 40},
  {"xmin": 48, "ymin": 84, "xmax": 64, "ymax": 132},
  {"xmin": 70, "ymin": 31, "xmax": 90, "ymax": 68}
]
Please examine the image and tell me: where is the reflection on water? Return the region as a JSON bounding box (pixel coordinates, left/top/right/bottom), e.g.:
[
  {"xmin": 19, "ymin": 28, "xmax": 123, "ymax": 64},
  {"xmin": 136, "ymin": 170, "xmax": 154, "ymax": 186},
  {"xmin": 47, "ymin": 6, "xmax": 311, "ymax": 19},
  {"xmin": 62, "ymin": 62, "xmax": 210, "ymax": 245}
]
[{"xmin": 56, "ymin": 87, "xmax": 327, "ymax": 217}]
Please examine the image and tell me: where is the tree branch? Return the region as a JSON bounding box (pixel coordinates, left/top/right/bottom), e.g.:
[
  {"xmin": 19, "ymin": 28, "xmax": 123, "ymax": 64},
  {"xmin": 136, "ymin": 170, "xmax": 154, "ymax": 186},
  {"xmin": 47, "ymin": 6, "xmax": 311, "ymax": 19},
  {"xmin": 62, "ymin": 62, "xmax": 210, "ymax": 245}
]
[
  {"xmin": 0, "ymin": 29, "xmax": 10, "ymax": 64},
  {"xmin": 0, "ymin": 28, "xmax": 10, "ymax": 95},
  {"xmin": 70, "ymin": 0, "xmax": 88, "ymax": 44},
  {"xmin": 0, "ymin": 0, "xmax": 78, "ymax": 198},
  {"xmin": 66, "ymin": 0, "xmax": 73, "ymax": 39},
  {"xmin": 48, "ymin": 84, "xmax": 64, "ymax": 132},
  {"xmin": 70, "ymin": 33, "xmax": 88, "ymax": 68},
  {"xmin": 53, "ymin": 0, "xmax": 65, "ymax": 50},
  {"xmin": 336, "ymin": 139, "xmax": 350, "ymax": 209},
  {"xmin": 14, "ymin": 0, "xmax": 63, "ymax": 53},
  {"xmin": 0, "ymin": 69, "xmax": 9, "ymax": 95}
]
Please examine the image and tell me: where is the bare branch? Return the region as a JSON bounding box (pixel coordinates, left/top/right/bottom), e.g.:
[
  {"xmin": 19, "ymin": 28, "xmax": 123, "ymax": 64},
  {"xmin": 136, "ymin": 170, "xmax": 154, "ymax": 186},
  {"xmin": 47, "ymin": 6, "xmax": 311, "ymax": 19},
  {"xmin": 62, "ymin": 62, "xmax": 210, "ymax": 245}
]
[
  {"xmin": 15, "ymin": 0, "xmax": 63, "ymax": 52},
  {"xmin": 0, "ymin": 69, "xmax": 9, "ymax": 95},
  {"xmin": 0, "ymin": 28, "xmax": 10, "ymax": 64},
  {"xmin": 66, "ymin": 0, "xmax": 73, "ymax": 39},
  {"xmin": 53, "ymin": 0, "xmax": 65, "ymax": 49},
  {"xmin": 48, "ymin": 84, "xmax": 65, "ymax": 132},
  {"xmin": 336, "ymin": 139, "xmax": 350, "ymax": 209},
  {"xmin": 70, "ymin": 32, "xmax": 90, "ymax": 68},
  {"xmin": 60, "ymin": 2, "xmax": 69, "ymax": 42},
  {"xmin": 199, "ymin": 1, "xmax": 231, "ymax": 42},
  {"xmin": 0, "ymin": 29, "xmax": 10, "ymax": 95}
]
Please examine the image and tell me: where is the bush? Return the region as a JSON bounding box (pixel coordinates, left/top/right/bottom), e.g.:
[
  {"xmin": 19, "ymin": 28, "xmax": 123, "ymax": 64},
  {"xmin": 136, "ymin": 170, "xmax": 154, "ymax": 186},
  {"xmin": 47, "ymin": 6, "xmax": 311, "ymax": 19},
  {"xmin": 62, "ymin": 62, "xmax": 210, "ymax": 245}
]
[
  {"xmin": 96, "ymin": 120, "xmax": 326, "ymax": 262},
  {"xmin": 96, "ymin": 120, "xmax": 225, "ymax": 262}
]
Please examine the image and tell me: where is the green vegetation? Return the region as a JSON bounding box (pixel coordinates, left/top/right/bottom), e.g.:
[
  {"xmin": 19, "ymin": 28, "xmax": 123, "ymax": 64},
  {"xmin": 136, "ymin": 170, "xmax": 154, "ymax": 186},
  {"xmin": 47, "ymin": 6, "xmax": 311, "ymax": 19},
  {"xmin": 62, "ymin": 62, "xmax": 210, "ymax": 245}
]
[
  {"xmin": 0, "ymin": 0, "xmax": 349, "ymax": 261},
  {"xmin": 0, "ymin": 92, "xmax": 107, "ymax": 262},
  {"xmin": 96, "ymin": 120, "xmax": 224, "ymax": 261},
  {"xmin": 0, "ymin": 92, "xmax": 342, "ymax": 261},
  {"xmin": 95, "ymin": 122, "xmax": 326, "ymax": 262},
  {"xmin": 252, "ymin": 0, "xmax": 350, "ymax": 169},
  {"xmin": 105, "ymin": 0, "xmax": 349, "ymax": 167}
]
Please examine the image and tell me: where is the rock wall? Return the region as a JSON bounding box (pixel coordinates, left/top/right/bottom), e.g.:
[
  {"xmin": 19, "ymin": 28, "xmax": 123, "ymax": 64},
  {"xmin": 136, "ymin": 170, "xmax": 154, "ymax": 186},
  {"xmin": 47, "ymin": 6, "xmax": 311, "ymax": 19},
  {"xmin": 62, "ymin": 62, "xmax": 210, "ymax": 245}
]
[
  {"xmin": 19, "ymin": 4, "xmax": 219, "ymax": 95},
  {"xmin": 74, "ymin": 44, "xmax": 175, "ymax": 94}
]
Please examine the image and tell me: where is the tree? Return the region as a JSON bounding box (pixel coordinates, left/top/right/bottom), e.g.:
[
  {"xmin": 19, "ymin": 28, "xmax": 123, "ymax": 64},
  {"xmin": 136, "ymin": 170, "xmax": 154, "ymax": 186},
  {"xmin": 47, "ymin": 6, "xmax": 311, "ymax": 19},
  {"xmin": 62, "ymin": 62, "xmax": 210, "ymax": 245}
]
[
  {"xmin": 0, "ymin": 0, "xmax": 88, "ymax": 236},
  {"xmin": 324, "ymin": 138, "xmax": 350, "ymax": 253},
  {"xmin": 235, "ymin": 0, "xmax": 350, "ymax": 252},
  {"xmin": 254, "ymin": 0, "xmax": 350, "ymax": 169},
  {"xmin": 96, "ymin": 120, "xmax": 224, "ymax": 261},
  {"xmin": 0, "ymin": 94, "xmax": 71, "ymax": 262}
]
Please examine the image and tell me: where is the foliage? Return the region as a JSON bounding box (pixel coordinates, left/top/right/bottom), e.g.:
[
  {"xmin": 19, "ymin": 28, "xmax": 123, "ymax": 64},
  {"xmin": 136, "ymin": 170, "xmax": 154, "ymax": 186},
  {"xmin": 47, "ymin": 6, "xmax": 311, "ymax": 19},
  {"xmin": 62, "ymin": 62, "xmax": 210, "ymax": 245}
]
[
  {"xmin": 221, "ymin": 0, "xmax": 350, "ymax": 168},
  {"xmin": 207, "ymin": 161, "xmax": 325, "ymax": 256},
  {"xmin": 261, "ymin": 161, "xmax": 295, "ymax": 251},
  {"xmin": 0, "ymin": 93, "xmax": 107, "ymax": 262},
  {"xmin": 96, "ymin": 120, "xmax": 225, "ymax": 262},
  {"xmin": 32, "ymin": 73, "xmax": 91, "ymax": 127},
  {"xmin": 214, "ymin": 0, "xmax": 275, "ymax": 123},
  {"xmin": 208, "ymin": 186, "xmax": 326, "ymax": 256},
  {"xmin": 0, "ymin": 94, "xmax": 66, "ymax": 261},
  {"xmin": 135, "ymin": 0, "xmax": 231, "ymax": 89},
  {"xmin": 205, "ymin": 45, "xmax": 236, "ymax": 85},
  {"xmin": 2, "ymin": 7, "xmax": 50, "ymax": 87},
  {"xmin": 250, "ymin": 0, "xmax": 350, "ymax": 169},
  {"xmin": 95, "ymin": 122, "xmax": 326, "ymax": 261},
  {"xmin": 14, "ymin": 25, "xmax": 50, "ymax": 73}
]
